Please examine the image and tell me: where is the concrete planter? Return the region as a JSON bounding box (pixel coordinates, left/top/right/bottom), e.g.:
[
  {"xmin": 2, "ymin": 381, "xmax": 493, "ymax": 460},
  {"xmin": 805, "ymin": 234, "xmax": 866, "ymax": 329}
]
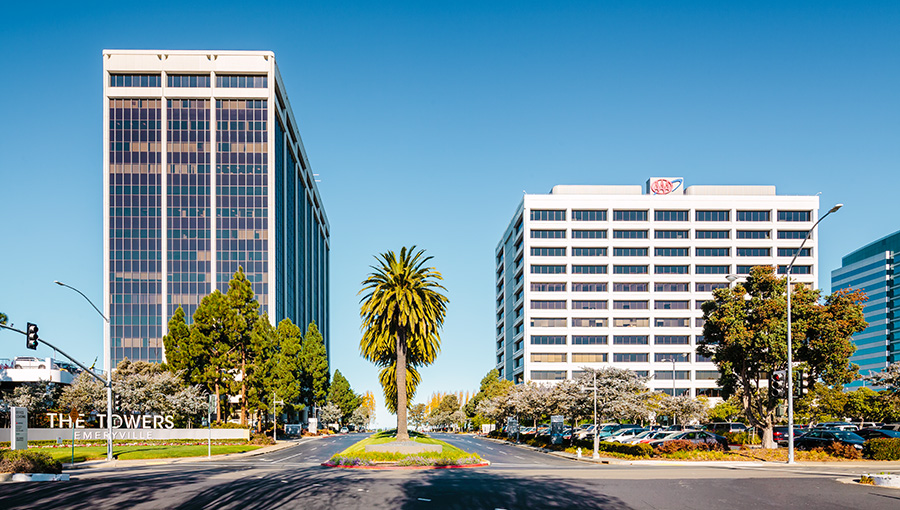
[
  {"xmin": 2, "ymin": 473, "xmax": 69, "ymax": 482},
  {"xmin": 865, "ymin": 474, "xmax": 900, "ymax": 488}
]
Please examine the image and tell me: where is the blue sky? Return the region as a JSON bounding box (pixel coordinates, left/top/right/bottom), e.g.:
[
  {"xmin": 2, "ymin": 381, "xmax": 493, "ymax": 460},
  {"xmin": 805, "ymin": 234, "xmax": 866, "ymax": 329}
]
[{"xmin": 0, "ymin": 1, "xmax": 897, "ymax": 427}]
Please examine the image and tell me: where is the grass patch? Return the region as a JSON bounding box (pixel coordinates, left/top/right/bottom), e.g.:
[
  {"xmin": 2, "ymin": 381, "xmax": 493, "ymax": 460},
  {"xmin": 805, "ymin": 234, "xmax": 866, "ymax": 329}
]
[
  {"xmin": 329, "ymin": 429, "xmax": 483, "ymax": 467},
  {"xmin": 32, "ymin": 444, "xmax": 260, "ymax": 463}
]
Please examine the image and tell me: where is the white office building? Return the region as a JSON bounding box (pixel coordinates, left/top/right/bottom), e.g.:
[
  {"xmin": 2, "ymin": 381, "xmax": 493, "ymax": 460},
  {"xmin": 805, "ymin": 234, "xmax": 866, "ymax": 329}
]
[{"xmin": 494, "ymin": 178, "xmax": 819, "ymax": 398}]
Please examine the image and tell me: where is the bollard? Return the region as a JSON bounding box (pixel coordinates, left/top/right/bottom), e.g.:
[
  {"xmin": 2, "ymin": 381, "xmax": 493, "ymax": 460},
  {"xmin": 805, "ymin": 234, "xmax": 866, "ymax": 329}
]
[{"xmin": 577, "ymin": 447, "xmax": 582, "ymax": 458}]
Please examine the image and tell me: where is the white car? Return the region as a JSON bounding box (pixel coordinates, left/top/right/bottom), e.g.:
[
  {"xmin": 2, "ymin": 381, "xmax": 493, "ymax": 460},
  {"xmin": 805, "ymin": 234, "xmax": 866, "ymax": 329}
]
[{"xmin": 609, "ymin": 428, "xmax": 648, "ymax": 443}]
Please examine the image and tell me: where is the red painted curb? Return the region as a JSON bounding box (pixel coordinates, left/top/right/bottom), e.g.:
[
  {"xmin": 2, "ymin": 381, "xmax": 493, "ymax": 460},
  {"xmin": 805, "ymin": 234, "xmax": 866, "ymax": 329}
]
[{"xmin": 321, "ymin": 462, "xmax": 490, "ymax": 470}]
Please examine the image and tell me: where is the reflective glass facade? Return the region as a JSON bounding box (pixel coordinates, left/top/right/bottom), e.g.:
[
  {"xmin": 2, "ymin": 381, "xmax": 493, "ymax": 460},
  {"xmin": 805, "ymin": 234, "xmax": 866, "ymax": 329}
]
[{"xmin": 104, "ymin": 51, "xmax": 330, "ymax": 370}]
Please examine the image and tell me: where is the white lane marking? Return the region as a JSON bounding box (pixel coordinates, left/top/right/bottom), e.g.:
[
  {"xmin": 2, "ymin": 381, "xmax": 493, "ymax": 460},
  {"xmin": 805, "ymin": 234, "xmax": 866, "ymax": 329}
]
[
  {"xmin": 499, "ymin": 451, "xmax": 508, "ymax": 455},
  {"xmin": 418, "ymin": 498, "xmax": 431, "ymax": 502},
  {"xmin": 311, "ymin": 447, "xmax": 318, "ymax": 451},
  {"xmin": 485, "ymin": 446, "xmax": 494, "ymax": 450},
  {"xmin": 274, "ymin": 451, "xmax": 306, "ymax": 462},
  {"xmin": 514, "ymin": 455, "xmax": 524, "ymax": 459}
]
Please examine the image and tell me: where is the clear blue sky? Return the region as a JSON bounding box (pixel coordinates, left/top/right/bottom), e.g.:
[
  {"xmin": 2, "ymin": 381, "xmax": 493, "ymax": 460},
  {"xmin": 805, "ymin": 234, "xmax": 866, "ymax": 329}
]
[{"xmin": 0, "ymin": 1, "xmax": 897, "ymax": 427}]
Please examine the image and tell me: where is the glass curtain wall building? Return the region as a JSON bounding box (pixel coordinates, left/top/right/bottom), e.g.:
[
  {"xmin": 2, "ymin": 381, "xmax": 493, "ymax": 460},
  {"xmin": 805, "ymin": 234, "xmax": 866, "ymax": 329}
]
[
  {"xmin": 831, "ymin": 230, "xmax": 900, "ymax": 386},
  {"xmin": 494, "ymin": 180, "xmax": 819, "ymax": 399},
  {"xmin": 103, "ymin": 50, "xmax": 330, "ymax": 371}
]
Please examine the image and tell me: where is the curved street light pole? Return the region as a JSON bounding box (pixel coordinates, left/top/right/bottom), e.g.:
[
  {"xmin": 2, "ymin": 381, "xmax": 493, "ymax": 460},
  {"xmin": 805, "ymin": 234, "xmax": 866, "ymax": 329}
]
[
  {"xmin": 785, "ymin": 204, "xmax": 842, "ymax": 464},
  {"xmin": 55, "ymin": 281, "xmax": 114, "ymax": 462}
]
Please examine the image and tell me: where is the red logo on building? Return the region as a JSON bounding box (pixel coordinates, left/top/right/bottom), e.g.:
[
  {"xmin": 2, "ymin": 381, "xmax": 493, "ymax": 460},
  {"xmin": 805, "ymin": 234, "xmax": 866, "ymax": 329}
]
[{"xmin": 650, "ymin": 179, "xmax": 673, "ymax": 195}]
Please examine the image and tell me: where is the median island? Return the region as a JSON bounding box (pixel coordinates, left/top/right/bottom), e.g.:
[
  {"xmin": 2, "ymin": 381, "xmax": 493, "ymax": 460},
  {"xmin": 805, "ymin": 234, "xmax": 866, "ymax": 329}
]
[{"xmin": 324, "ymin": 430, "xmax": 487, "ymax": 469}]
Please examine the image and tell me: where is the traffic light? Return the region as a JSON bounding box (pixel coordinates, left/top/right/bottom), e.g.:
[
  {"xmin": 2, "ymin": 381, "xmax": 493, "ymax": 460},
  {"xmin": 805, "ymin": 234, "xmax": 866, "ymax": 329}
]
[
  {"xmin": 113, "ymin": 392, "xmax": 122, "ymax": 413},
  {"xmin": 798, "ymin": 371, "xmax": 810, "ymax": 397},
  {"xmin": 770, "ymin": 370, "xmax": 787, "ymax": 399},
  {"xmin": 26, "ymin": 323, "xmax": 39, "ymax": 350}
]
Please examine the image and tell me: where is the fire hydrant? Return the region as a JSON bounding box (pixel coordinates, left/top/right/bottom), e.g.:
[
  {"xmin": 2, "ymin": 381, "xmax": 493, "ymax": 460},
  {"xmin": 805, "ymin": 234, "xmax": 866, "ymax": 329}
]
[{"xmin": 577, "ymin": 447, "xmax": 582, "ymax": 458}]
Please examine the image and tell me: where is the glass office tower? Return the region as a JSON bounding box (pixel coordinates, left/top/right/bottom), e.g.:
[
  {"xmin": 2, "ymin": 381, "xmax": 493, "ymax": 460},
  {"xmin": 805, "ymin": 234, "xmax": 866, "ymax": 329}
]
[{"xmin": 103, "ymin": 50, "xmax": 329, "ymax": 371}]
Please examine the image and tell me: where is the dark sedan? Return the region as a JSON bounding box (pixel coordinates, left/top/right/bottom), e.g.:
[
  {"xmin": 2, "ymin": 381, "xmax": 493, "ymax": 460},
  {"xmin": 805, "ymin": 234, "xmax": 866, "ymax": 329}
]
[
  {"xmin": 794, "ymin": 429, "xmax": 865, "ymax": 450},
  {"xmin": 855, "ymin": 428, "xmax": 900, "ymax": 440},
  {"xmin": 648, "ymin": 430, "xmax": 729, "ymax": 449}
]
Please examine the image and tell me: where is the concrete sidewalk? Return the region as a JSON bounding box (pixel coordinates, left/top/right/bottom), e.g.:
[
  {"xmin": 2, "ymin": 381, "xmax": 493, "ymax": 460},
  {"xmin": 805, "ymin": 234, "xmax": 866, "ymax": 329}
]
[{"xmin": 62, "ymin": 436, "xmax": 323, "ymax": 471}]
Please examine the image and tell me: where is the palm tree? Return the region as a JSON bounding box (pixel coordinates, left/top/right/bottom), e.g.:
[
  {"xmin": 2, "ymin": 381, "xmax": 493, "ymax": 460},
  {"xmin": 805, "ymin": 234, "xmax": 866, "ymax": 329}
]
[{"xmin": 359, "ymin": 246, "xmax": 448, "ymax": 441}]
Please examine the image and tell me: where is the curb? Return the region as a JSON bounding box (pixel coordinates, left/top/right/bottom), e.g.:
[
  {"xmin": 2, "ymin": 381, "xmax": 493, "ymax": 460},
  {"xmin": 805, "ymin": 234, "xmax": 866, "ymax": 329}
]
[
  {"xmin": 0, "ymin": 473, "xmax": 70, "ymax": 482},
  {"xmin": 321, "ymin": 461, "xmax": 491, "ymax": 470}
]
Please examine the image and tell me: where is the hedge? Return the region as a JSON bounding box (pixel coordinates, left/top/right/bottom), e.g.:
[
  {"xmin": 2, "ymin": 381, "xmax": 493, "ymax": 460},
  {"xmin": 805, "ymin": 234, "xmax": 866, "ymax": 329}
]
[
  {"xmin": 0, "ymin": 450, "xmax": 62, "ymax": 474},
  {"xmin": 863, "ymin": 438, "xmax": 900, "ymax": 461}
]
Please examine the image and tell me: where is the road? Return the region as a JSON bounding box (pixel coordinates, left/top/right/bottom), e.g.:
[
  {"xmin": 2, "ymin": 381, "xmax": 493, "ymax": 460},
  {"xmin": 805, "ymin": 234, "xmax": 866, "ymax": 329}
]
[{"xmin": 1, "ymin": 433, "xmax": 898, "ymax": 509}]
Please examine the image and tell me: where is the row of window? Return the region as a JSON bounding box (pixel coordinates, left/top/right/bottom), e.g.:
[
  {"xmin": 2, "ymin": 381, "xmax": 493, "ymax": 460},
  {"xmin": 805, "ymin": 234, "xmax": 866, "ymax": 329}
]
[
  {"xmin": 530, "ymin": 300, "xmax": 695, "ymax": 310},
  {"xmin": 530, "ymin": 247, "xmax": 811, "ymax": 257},
  {"xmin": 109, "ymin": 74, "xmax": 268, "ymax": 89},
  {"xmin": 526, "ymin": 332, "xmax": 697, "ymax": 344},
  {"xmin": 528, "ymin": 315, "xmax": 693, "ymax": 330},
  {"xmin": 526, "ymin": 351, "xmax": 705, "ymax": 362},
  {"xmin": 530, "ymin": 264, "xmax": 812, "ymax": 275},
  {"xmin": 529, "ymin": 282, "xmax": 727, "ymax": 292},
  {"xmin": 530, "ymin": 209, "xmax": 811, "ymax": 222},
  {"xmin": 531, "ymin": 229, "xmax": 810, "ymax": 240}
]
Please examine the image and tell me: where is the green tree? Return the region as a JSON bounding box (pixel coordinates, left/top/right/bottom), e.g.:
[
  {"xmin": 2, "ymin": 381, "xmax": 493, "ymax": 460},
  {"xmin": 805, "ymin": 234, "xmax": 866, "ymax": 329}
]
[
  {"xmin": 409, "ymin": 403, "xmax": 427, "ymax": 430},
  {"xmin": 328, "ymin": 370, "xmax": 359, "ymax": 425},
  {"xmin": 270, "ymin": 318, "xmax": 304, "ymax": 419},
  {"xmin": 223, "ymin": 267, "xmax": 261, "ymax": 426},
  {"xmin": 0, "ymin": 312, "xmax": 8, "ymax": 325},
  {"xmin": 359, "ymin": 246, "xmax": 448, "ymax": 442},
  {"xmin": 699, "ymin": 266, "xmax": 867, "ymax": 447},
  {"xmin": 465, "ymin": 369, "xmax": 513, "ymax": 425},
  {"xmin": 188, "ymin": 290, "xmax": 236, "ymax": 422},
  {"xmin": 708, "ymin": 396, "xmax": 744, "ymax": 422},
  {"xmin": 162, "ymin": 307, "xmax": 199, "ymax": 387},
  {"xmin": 300, "ymin": 322, "xmax": 330, "ymax": 409},
  {"xmin": 796, "ymin": 383, "xmax": 848, "ymax": 423}
]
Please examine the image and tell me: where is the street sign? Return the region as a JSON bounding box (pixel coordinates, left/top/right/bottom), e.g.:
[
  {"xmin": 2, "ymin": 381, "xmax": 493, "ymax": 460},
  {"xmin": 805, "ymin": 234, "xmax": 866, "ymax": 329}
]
[
  {"xmin": 69, "ymin": 408, "xmax": 79, "ymax": 425},
  {"xmin": 208, "ymin": 394, "xmax": 216, "ymax": 415},
  {"xmin": 11, "ymin": 407, "xmax": 28, "ymax": 450},
  {"xmin": 506, "ymin": 417, "xmax": 519, "ymax": 437},
  {"xmin": 550, "ymin": 415, "xmax": 565, "ymax": 445}
]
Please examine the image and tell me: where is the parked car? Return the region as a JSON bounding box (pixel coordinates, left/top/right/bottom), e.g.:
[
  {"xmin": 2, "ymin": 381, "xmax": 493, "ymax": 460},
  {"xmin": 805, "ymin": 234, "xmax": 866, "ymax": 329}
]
[
  {"xmin": 625, "ymin": 430, "xmax": 658, "ymax": 444},
  {"xmin": 595, "ymin": 424, "xmax": 628, "ymax": 439},
  {"xmin": 855, "ymin": 428, "xmax": 900, "ymax": 440},
  {"xmin": 608, "ymin": 428, "xmax": 648, "ymax": 443},
  {"xmin": 814, "ymin": 422, "xmax": 859, "ymax": 431},
  {"xmin": 662, "ymin": 424, "xmax": 695, "ymax": 432},
  {"xmin": 340, "ymin": 427, "xmax": 349, "ymax": 434},
  {"xmin": 575, "ymin": 424, "xmax": 596, "ymax": 440},
  {"xmin": 772, "ymin": 426, "xmax": 807, "ymax": 445},
  {"xmin": 648, "ymin": 430, "xmax": 729, "ymax": 450},
  {"xmin": 794, "ymin": 430, "xmax": 865, "ymax": 451},
  {"xmin": 881, "ymin": 423, "xmax": 900, "ymax": 432},
  {"xmin": 703, "ymin": 422, "xmax": 749, "ymax": 434},
  {"xmin": 637, "ymin": 431, "xmax": 681, "ymax": 444}
]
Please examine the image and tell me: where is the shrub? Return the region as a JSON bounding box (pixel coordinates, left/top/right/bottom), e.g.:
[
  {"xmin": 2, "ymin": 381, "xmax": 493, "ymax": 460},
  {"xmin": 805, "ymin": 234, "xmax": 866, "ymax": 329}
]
[
  {"xmin": 863, "ymin": 438, "xmax": 900, "ymax": 461},
  {"xmin": 654, "ymin": 440, "xmax": 724, "ymax": 455},
  {"xmin": 825, "ymin": 441, "xmax": 861, "ymax": 460},
  {"xmin": 249, "ymin": 433, "xmax": 275, "ymax": 445},
  {"xmin": 724, "ymin": 431, "xmax": 760, "ymax": 445},
  {"xmin": 0, "ymin": 450, "xmax": 63, "ymax": 474}
]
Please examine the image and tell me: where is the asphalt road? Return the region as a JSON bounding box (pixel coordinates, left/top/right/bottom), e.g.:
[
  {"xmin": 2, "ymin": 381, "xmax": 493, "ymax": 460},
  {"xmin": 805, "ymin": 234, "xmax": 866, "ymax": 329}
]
[{"xmin": 1, "ymin": 433, "xmax": 898, "ymax": 509}]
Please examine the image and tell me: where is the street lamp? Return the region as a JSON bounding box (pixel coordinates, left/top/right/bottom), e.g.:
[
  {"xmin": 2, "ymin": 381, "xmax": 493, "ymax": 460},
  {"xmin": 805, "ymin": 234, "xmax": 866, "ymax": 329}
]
[
  {"xmin": 591, "ymin": 371, "xmax": 599, "ymax": 459},
  {"xmin": 784, "ymin": 203, "xmax": 842, "ymax": 464},
  {"xmin": 55, "ymin": 280, "xmax": 114, "ymax": 462}
]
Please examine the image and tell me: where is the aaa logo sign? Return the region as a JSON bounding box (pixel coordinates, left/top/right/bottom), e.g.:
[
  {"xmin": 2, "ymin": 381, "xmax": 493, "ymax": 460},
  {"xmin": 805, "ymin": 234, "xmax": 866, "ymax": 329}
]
[{"xmin": 649, "ymin": 178, "xmax": 683, "ymax": 195}]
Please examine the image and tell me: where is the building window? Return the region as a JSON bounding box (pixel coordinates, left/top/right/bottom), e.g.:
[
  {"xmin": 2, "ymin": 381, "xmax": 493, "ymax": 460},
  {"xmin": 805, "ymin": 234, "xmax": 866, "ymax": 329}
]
[
  {"xmin": 655, "ymin": 210, "xmax": 689, "ymax": 221},
  {"xmin": 531, "ymin": 370, "xmax": 567, "ymax": 381},
  {"xmin": 695, "ymin": 370, "xmax": 719, "ymax": 380},
  {"xmin": 614, "ymin": 247, "xmax": 648, "ymax": 257},
  {"xmin": 655, "ymin": 247, "xmax": 689, "ymax": 257},
  {"xmin": 514, "ymin": 339, "xmax": 524, "ymax": 351},
  {"xmin": 572, "ymin": 318, "xmax": 607, "ymax": 328},
  {"xmin": 572, "ymin": 282, "xmax": 607, "ymax": 292},
  {"xmin": 531, "ymin": 353, "xmax": 567, "ymax": 362},
  {"xmin": 654, "ymin": 370, "xmax": 691, "ymax": 380},
  {"xmin": 695, "ymin": 210, "xmax": 730, "ymax": 222},
  {"xmin": 572, "ymin": 300, "xmax": 607, "ymax": 310},
  {"xmin": 655, "ymin": 265, "xmax": 689, "ymax": 274},
  {"xmin": 613, "ymin": 318, "xmax": 649, "ymax": 327},
  {"xmin": 613, "ymin": 353, "xmax": 649, "ymax": 362},
  {"xmin": 572, "ymin": 337, "xmax": 608, "ymax": 347},
  {"xmin": 531, "ymin": 300, "xmax": 566, "ymax": 309},
  {"xmin": 531, "ymin": 318, "xmax": 566, "ymax": 327},
  {"xmin": 778, "ymin": 265, "xmax": 811, "ymax": 275},
  {"xmin": 655, "ymin": 335, "xmax": 690, "ymax": 344},
  {"xmin": 737, "ymin": 248, "xmax": 771, "ymax": 257},
  {"xmin": 737, "ymin": 230, "xmax": 771, "ymax": 239},
  {"xmin": 696, "ymin": 248, "xmax": 730, "ymax": 257},
  {"xmin": 655, "ymin": 230, "xmax": 689, "ymax": 239},
  {"xmin": 531, "ymin": 282, "xmax": 566, "ymax": 292},
  {"xmin": 572, "ymin": 210, "xmax": 607, "ymax": 221},
  {"xmin": 614, "ymin": 335, "xmax": 649, "ymax": 345},
  {"xmin": 696, "ymin": 317, "xmax": 706, "ymax": 327},
  {"xmin": 613, "ymin": 210, "xmax": 648, "ymax": 221},
  {"xmin": 655, "ymin": 282, "xmax": 689, "ymax": 292},
  {"xmin": 696, "ymin": 282, "xmax": 728, "ymax": 292},
  {"xmin": 735, "ymin": 265, "xmax": 753, "ymax": 274},
  {"xmin": 613, "ymin": 230, "xmax": 648, "ymax": 239},
  {"xmin": 573, "ymin": 353, "xmax": 608, "ymax": 362},
  {"xmin": 530, "ymin": 335, "xmax": 566, "ymax": 345},
  {"xmin": 531, "ymin": 229, "xmax": 566, "ymax": 239},
  {"xmin": 695, "ymin": 300, "xmax": 708, "ymax": 309},
  {"xmin": 655, "ymin": 318, "xmax": 690, "ymax": 327},
  {"xmin": 614, "ymin": 300, "xmax": 648, "ymax": 310},
  {"xmin": 655, "ymin": 352, "xmax": 690, "ymax": 362},
  {"xmin": 531, "ymin": 247, "xmax": 566, "ymax": 256},
  {"xmin": 613, "ymin": 265, "xmax": 648, "ymax": 274},
  {"xmin": 572, "ymin": 230, "xmax": 607, "ymax": 239},
  {"xmin": 654, "ymin": 300, "xmax": 689, "ymax": 310},
  {"xmin": 109, "ymin": 74, "xmax": 161, "ymax": 87},
  {"xmin": 531, "ymin": 265, "xmax": 566, "ymax": 274},
  {"xmin": 216, "ymin": 75, "xmax": 268, "ymax": 88},
  {"xmin": 167, "ymin": 74, "xmax": 211, "ymax": 87},
  {"xmin": 573, "ymin": 247, "xmax": 607, "ymax": 257},
  {"xmin": 778, "ymin": 230, "xmax": 809, "ymax": 240},
  {"xmin": 696, "ymin": 353, "xmax": 713, "ymax": 363},
  {"xmin": 778, "ymin": 211, "xmax": 811, "ymax": 222},
  {"xmin": 778, "ymin": 247, "xmax": 811, "ymax": 257},
  {"xmin": 737, "ymin": 210, "xmax": 770, "ymax": 222},
  {"xmin": 572, "ymin": 265, "xmax": 608, "ymax": 275},
  {"xmin": 696, "ymin": 265, "xmax": 729, "ymax": 275},
  {"xmin": 697, "ymin": 388, "xmax": 722, "ymax": 397},
  {"xmin": 530, "ymin": 209, "xmax": 566, "ymax": 221},
  {"xmin": 613, "ymin": 282, "xmax": 648, "ymax": 292},
  {"xmin": 695, "ymin": 230, "xmax": 730, "ymax": 239}
]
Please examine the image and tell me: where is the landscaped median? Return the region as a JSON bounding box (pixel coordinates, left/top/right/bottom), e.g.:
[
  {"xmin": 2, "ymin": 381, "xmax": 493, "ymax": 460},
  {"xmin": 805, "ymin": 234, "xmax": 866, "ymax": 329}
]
[
  {"xmin": 1, "ymin": 439, "xmax": 266, "ymax": 464},
  {"xmin": 324, "ymin": 430, "xmax": 487, "ymax": 469}
]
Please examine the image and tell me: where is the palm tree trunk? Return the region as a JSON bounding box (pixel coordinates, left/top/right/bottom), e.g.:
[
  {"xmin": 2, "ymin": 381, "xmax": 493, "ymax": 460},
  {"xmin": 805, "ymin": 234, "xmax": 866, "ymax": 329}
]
[{"xmin": 396, "ymin": 331, "xmax": 409, "ymax": 441}]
